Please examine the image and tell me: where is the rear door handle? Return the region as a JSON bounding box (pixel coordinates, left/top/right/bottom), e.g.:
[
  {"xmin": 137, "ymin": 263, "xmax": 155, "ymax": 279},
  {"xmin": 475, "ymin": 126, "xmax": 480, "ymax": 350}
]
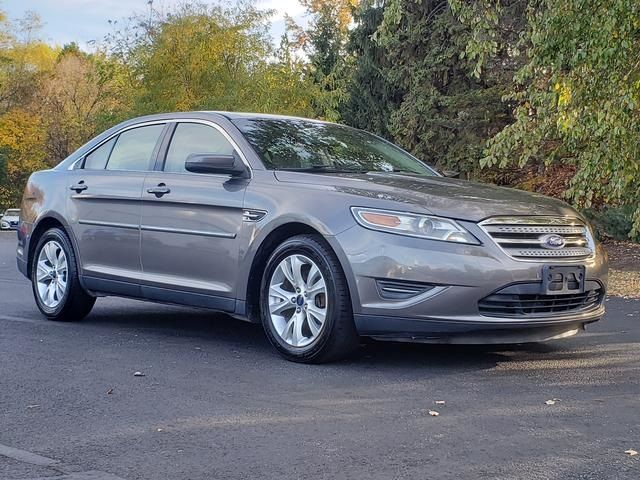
[
  {"xmin": 70, "ymin": 182, "xmax": 88, "ymax": 193},
  {"xmin": 146, "ymin": 184, "xmax": 170, "ymax": 198}
]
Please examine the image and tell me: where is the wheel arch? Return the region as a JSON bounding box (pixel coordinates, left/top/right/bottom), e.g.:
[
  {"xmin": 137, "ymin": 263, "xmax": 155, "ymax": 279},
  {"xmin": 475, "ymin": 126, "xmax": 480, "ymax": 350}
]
[
  {"xmin": 27, "ymin": 213, "xmax": 78, "ymax": 278},
  {"xmin": 242, "ymin": 221, "xmax": 359, "ymax": 323}
]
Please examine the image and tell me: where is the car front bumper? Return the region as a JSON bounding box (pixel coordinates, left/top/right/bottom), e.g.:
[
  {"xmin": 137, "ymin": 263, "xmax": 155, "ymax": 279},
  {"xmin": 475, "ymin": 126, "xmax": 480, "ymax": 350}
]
[{"xmin": 331, "ymin": 221, "xmax": 608, "ymax": 344}]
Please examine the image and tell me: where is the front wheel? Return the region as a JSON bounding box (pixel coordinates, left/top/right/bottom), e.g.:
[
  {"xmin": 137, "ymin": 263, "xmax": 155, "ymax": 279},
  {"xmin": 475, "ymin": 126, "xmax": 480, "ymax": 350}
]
[
  {"xmin": 260, "ymin": 234, "xmax": 359, "ymax": 363},
  {"xmin": 31, "ymin": 227, "xmax": 96, "ymax": 321}
]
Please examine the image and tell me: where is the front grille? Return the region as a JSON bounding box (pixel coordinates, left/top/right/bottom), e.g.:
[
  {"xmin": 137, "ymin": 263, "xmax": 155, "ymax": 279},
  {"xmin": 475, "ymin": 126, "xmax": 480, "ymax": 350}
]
[
  {"xmin": 479, "ymin": 281, "xmax": 603, "ymax": 318},
  {"xmin": 480, "ymin": 216, "xmax": 593, "ymax": 260}
]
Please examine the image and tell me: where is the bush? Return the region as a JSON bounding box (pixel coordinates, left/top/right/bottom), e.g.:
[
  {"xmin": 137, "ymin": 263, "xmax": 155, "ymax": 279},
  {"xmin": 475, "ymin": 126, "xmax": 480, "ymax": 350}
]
[{"xmin": 582, "ymin": 205, "xmax": 640, "ymax": 243}]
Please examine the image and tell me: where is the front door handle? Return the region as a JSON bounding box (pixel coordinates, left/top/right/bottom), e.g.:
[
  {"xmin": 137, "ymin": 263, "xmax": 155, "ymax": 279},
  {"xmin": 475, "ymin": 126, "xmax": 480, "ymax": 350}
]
[
  {"xmin": 147, "ymin": 183, "xmax": 171, "ymax": 198},
  {"xmin": 70, "ymin": 181, "xmax": 88, "ymax": 193}
]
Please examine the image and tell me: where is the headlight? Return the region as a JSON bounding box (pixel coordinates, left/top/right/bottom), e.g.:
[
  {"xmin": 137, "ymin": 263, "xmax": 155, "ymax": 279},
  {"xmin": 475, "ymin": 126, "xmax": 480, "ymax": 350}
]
[{"xmin": 351, "ymin": 207, "xmax": 479, "ymax": 244}]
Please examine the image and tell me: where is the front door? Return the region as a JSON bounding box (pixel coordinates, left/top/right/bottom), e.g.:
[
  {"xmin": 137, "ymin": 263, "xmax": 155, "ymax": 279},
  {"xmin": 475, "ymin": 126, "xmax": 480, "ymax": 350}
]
[
  {"xmin": 139, "ymin": 121, "xmax": 249, "ymax": 311},
  {"xmin": 66, "ymin": 123, "xmax": 167, "ymax": 294}
]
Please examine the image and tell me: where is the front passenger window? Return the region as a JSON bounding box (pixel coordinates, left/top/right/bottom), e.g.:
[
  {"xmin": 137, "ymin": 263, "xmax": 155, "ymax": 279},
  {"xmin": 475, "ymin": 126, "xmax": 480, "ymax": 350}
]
[
  {"xmin": 164, "ymin": 123, "xmax": 235, "ymax": 173},
  {"xmin": 106, "ymin": 124, "xmax": 165, "ymax": 171}
]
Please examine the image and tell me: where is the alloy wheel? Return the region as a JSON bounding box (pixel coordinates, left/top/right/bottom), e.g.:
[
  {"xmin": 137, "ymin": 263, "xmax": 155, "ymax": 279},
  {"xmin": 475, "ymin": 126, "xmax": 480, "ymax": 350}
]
[
  {"xmin": 36, "ymin": 240, "xmax": 68, "ymax": 308},
  {"xmin": 268, "ymin": 254, "xmax": 328, "ymax": 347}
]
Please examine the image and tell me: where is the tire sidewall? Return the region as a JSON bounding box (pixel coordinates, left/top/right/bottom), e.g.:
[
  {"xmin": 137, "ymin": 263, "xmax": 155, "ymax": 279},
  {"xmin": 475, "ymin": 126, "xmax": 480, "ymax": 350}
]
[
  {"xmin": 260, "ymin": 238, "xmax": 339, "ymax": 360},
  {"xmin": 31, "ymin": 228, "xmax": 75, "ymax": 317}
]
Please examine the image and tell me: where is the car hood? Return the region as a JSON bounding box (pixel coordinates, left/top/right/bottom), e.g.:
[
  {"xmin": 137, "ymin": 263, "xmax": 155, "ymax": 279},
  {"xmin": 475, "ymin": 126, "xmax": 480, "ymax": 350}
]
[{"xmin": 274, "ymin": 171, "xmax": 580, "ymax": 222}]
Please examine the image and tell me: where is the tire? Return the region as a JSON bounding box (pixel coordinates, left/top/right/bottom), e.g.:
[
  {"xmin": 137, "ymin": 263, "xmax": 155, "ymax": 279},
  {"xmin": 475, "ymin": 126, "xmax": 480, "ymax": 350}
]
[
  {"xmin": 31, "ymin": 227, "xmax": 96, "ymax": 321},
  {"xmin": 260, "ymin": 234, "xmax": 359, "ymax": 363}
]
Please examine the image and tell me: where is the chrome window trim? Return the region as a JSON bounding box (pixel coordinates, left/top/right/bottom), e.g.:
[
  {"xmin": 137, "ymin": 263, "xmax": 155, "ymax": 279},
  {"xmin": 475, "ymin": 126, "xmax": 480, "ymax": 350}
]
[
  {"xmin": 479, "ymin": 216, "xmax": 596, "ymax": 263},
  {"xmin": 68, "ymin": 118, "xmax": 253, "ymax": 178}
]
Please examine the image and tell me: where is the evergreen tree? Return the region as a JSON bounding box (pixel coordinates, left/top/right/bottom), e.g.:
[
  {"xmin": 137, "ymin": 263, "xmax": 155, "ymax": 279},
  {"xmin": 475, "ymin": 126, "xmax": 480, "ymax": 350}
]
[
  {"xmin": 340, "ymin": 1, "xmax": 395, "ymax": 138},
  {"xmin": 376, "ymin": 0, "xmax": 519, "ymax": 175}
]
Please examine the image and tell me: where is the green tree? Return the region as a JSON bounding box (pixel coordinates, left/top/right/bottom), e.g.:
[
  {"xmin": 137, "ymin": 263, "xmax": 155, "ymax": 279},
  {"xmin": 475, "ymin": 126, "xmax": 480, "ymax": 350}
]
[
  {"xmin": 374, "ymin": 0, "xmax": 521, "ymax": 175},
  {"xmin": 340, "ymin": 1, "xmax": 395, "ymax": 137},
  {"xmin": 463, "ymin": 0, "xmax": 640, "ymax": 234},
  {"xmin": 291, "ymin": 0, "xmax": 358, "ymax": 120},
  {"xmin": 106, "ymin": 1, "xmax": 314, "ymax": 118}
]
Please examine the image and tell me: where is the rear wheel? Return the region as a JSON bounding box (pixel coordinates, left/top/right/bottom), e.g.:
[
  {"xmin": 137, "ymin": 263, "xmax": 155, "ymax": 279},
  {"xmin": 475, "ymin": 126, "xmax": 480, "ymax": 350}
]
[
  {"xmin": 260, "ymin": 234, "xmax": 359, "ymax": 363},
  {"xmin": 31, "ymin": 228, "xmax": 95, "ymax": 321}
]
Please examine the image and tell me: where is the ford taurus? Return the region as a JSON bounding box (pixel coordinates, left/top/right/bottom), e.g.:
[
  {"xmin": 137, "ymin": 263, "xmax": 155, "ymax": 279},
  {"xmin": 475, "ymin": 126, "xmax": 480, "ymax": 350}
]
[{"xmin": 16, "ymin": 112, "xmax": 608, "ymax": 363}]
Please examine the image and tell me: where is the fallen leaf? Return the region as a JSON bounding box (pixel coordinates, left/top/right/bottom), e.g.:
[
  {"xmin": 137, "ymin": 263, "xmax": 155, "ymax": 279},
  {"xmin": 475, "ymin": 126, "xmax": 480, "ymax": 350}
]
[
  {"xmin": 545, "ymin": 400, "xmax": 556, "ymax": 405},
  {"xmin": 428, "ymin": 410, "xmax": 440, "ymax": 416},
  {"xmin": 625, "ymin": 449, "xmax": 638, "ymax": 456},
  {"xmin": 134, "ymin": 371, "xmax": 145, "ymax": 377},
  {"xmin": 434, "ymin": 400, "xmax": 446, "ymax": 405}
]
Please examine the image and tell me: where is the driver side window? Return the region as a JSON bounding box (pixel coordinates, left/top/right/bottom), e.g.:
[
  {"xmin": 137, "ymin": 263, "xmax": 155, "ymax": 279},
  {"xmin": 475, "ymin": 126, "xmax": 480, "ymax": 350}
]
[{"xmin": 164, "ymin": 123, "xmax": 235, "ymax": 173}]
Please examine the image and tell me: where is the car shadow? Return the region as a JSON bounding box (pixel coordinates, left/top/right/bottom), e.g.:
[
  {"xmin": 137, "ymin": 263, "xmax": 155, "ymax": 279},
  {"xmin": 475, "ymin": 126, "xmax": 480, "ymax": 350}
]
[{"xmin": 78, "ymin": 300, "xmax": 589, "ymax": 374}]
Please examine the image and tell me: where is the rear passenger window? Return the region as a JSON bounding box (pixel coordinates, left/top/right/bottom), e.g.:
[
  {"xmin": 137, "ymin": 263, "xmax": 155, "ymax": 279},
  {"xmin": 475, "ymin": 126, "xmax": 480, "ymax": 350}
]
[
  {"xmin": 164, "ymin": 123, "xmax": 235, "ymax": 173},
  {"xmin": 106, "ymin": 124, "xmax": 165, "ymax": 171},
  {"xmin": 83, "ymin": 138, "xmax": 116, "ymax": 170}
]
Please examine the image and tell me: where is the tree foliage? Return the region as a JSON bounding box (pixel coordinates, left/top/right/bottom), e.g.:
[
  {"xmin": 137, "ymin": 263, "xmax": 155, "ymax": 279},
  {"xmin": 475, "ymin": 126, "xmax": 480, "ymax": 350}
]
[
  {"xmin": 107, "ymin": 1, "xmax": 315, "ymax": 117},
  {"xmin": 341, "ymin": 0, "xmax": 523, "ymax": 175},
  {"xmin": 0, "ymin": 0, "xmax": 638, "ymax": 239},
  {"xmin": 457, "ymin": 0, "xmax": 640, "ymax": 233}
]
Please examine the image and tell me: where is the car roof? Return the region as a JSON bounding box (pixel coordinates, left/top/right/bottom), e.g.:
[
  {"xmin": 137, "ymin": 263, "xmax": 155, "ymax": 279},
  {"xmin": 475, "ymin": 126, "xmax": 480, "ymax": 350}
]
[{"xmin": 208, "ymin": 111, "xmax": 329, "ymax": 124}]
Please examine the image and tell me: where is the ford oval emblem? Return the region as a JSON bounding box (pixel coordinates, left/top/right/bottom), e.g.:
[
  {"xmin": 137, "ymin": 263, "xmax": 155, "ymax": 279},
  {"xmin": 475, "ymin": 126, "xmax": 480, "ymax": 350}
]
[{"xmin": 540, "ymin": 234, "xmax": 566, "ymax": 250}]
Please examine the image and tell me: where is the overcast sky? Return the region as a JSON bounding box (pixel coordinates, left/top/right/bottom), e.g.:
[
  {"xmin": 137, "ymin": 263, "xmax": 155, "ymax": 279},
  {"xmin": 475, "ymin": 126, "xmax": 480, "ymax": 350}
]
[{"xmin": 2, "ymin": 0, "xmax": 308, "ymax": 48}]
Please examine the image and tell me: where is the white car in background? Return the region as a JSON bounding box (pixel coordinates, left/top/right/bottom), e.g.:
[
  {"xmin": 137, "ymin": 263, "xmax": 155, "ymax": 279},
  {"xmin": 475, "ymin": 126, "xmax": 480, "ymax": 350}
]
[{"xmin": 1, "ymin": 209, "xmax": 20, "ymax": 230}]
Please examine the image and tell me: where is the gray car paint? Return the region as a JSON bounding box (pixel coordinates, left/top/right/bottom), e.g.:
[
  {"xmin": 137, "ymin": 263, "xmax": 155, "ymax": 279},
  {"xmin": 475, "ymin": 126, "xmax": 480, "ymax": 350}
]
[{"xmin": 16, "ymin": 111, "xmax": 608, "ymax": 342}]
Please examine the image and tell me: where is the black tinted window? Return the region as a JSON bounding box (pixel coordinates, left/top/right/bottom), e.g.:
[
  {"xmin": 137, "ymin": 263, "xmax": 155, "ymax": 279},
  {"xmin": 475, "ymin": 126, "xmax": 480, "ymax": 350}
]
[
  {"xmin": 164, "ymin": 123, "xmax": 235, "ymax": 173},
  {"xmin": 84, "ymin": 137, "xmax": 116, "ymax": 170},
  {"xmin": 233, "ymin": 118, "xmax": 436, "ymax": 175},
  {"xmin": 106, "ymin": 124, "xmax": 165, "ymax": 171}
]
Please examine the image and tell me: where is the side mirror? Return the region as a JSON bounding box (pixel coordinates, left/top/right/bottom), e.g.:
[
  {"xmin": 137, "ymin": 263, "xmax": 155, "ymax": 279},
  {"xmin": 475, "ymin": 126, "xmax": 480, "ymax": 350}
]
[
  {"xmin": 441, "ymin": 170, "xmax": 460, "ymax": 179},
  {"xmin": 185, "ymin": 152, "xmax": 248, "ymax": 177}
]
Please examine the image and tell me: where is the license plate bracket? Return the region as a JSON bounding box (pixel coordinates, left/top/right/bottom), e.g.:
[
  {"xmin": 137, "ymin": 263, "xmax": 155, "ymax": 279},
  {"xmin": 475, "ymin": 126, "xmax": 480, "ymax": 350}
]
[{"xmin": 541, "ymin": 265, "xmax": 585, "ymax": 295}]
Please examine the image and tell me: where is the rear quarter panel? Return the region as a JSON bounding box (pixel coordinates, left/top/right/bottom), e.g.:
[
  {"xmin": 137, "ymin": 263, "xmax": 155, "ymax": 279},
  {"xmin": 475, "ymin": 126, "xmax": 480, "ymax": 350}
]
[{"xmin": 18, "ymin": 170, "xmax": 74, "ymax": 275}]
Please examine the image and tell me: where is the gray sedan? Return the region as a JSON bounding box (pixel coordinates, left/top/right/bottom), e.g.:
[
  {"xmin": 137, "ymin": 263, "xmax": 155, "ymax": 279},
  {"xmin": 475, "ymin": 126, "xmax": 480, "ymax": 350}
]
[{"xmin": 16, "ymin": 112, "xmax": 608, "ymax": 363}]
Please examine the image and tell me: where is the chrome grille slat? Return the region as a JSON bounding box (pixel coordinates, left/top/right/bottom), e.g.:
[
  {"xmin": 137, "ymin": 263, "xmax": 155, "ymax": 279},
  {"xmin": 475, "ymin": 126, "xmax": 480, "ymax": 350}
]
[
  {"xmin": 484, "ymin": 225, "xmax": 586, "ymax": 234},
  {"xmin": 480, "ymin": 216, "xmax": 594, "ymax": 260}
]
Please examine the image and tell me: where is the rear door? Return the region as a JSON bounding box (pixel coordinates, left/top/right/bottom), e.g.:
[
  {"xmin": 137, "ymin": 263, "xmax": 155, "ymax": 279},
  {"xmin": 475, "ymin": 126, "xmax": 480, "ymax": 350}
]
[
  {"xmin": 66, "ymin": 123, "xmax": 167, "ymax": 294},
  {"xmin": 139, "ymin": 121, "xmax": 250, "ymax": 311}
]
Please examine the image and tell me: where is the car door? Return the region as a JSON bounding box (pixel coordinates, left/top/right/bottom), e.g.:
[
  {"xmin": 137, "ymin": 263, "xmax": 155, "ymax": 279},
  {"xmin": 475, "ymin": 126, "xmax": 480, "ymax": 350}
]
[
  {"xmin": 66, "ymin": 122, "xmax": 167, "ymax": 295},
  {"xmin": 139, "ymin": 121, "xmax": 250, "ymax": 311}
]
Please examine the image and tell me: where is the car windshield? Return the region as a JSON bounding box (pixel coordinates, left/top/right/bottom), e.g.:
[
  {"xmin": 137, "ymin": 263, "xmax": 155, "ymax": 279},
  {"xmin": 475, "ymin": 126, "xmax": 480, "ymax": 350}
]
[
  {"xmin": 232, "ymin": 118, "xmax": 437, "ymax": 175},
  {"xmin": 4, "ymin": 209, "xmax": 19, "ymax": 216}
]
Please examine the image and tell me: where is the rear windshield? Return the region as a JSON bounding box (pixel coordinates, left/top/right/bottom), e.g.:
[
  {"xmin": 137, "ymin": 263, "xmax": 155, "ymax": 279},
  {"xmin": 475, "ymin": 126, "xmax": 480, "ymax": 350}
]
[{"xmin": 232, "ymin": 118, "xmax": 437, "ymax": 175}]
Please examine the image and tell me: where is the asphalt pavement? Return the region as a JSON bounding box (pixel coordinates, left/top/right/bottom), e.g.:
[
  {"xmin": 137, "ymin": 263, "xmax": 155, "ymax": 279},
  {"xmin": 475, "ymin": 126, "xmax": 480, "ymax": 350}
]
[{"xmin": 0, "ymin": 230, "xmax": 639, "ymax": 480}]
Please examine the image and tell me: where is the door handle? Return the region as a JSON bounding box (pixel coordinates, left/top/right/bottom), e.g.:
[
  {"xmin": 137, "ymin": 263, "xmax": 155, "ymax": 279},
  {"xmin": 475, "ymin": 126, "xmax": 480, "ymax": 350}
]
[
  {"xmin": 70, "ymin": 182, "xmax": 88, "ymax": 193},
  {"xmin": 146, "ymin": 183, "xmax": 171, "ymax": 198}
]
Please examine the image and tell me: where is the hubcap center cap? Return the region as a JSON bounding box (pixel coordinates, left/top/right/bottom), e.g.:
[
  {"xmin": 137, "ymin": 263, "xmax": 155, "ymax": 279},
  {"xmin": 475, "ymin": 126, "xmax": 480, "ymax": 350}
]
[{"xmin": 296, "ymin": 295, "xmax": 305, "ymax": 307}]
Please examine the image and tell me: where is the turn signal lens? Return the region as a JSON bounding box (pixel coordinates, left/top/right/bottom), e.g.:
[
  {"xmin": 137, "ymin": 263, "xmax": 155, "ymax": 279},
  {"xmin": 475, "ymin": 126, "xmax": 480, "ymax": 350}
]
[{"xmin": 360, "ymin": 212, "xmax": 402, "ymax": 228}]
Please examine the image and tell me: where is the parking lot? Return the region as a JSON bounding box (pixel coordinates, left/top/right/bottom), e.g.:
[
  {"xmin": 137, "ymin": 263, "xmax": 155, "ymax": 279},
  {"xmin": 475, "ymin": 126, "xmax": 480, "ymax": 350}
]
[{"xmin": 0, "ymin": 230, "xmax": 638, "ymax": 480}]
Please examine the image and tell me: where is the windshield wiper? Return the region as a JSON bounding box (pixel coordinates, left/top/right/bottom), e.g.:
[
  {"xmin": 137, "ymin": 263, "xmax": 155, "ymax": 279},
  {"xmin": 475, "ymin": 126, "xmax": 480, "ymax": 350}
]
[
  {"xmin": 275, "ymin": 166, "xmax": 369, "ymax": 173},
  {"xmin": 375, "ymin": 169, "xmax": 420, "ymax": 174}
]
